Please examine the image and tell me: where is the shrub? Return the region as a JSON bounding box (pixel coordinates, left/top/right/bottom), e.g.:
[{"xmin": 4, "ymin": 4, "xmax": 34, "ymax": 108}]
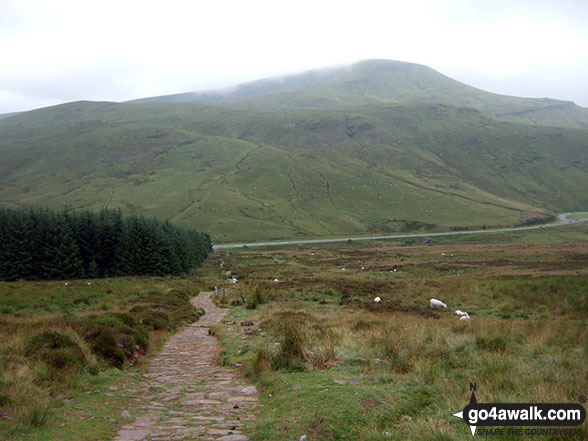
[
  {"xmin": 24, "ymin": 331, "xmax": 87, "ymax": 372},
  {"xmin": 246, "ymin": 282, "xmax": 270, "ymax": 310},
  {"xmin": 91, "ymin": 331, "xmax": 125, "ymax": 369},
  {"xmin": 252, "ymin": 346, "xmax": 273, "ymax": 376},
  {"xmin": 476, "ymin": 335, "xmax": 509, "ymax": 352},
  {"xmin": 136, "ymin": 309, "xmax": 172, "ymax": 330},
  {"xmin": 272, "ymin": 323, "xmax": 309, "ymax": 372},
  {"xmin": 70, "ymin": 321, "xmax": 126, "ymax": 368}
]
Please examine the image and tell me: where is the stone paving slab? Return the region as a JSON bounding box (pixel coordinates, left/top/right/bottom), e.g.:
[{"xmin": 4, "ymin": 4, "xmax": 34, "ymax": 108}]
[{"xmin": 112, "ymin": 292, "xmax": 258, "ymax": 441}]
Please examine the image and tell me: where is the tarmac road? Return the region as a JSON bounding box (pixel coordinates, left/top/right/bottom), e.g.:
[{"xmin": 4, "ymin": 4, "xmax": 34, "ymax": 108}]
[{"xmin": 213, "ymin": 211, "xmax": 588, "ymax": 250}]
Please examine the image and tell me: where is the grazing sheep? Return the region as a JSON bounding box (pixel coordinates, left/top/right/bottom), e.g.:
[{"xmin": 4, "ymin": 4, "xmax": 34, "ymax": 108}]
[
  {"xmin": 374, "ymin": 296, "xmax": 381, "ymax": 303},
  {"xmin": 460, "ymin": 314, "xmax": 471, "ymax": 321},
  {"xmin": 430, "ymin": 298, "xmax": 447, "ymax": 309},
  {"xmin": 273, "ymin": 278, "xmax": 279, "ymax": 282},
  {"xmin": 232, "ymin": 276, "xmax": 239, "ymax": 284},
  {"xmin": 455, "ymin": 310, "xmax": 468, "ymax": 317}
]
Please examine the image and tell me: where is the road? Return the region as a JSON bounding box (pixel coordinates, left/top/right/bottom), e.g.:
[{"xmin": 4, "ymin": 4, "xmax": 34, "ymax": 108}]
[{"xmin": 213, "ymin": 212, "xmax": 588, "ymax": 250}]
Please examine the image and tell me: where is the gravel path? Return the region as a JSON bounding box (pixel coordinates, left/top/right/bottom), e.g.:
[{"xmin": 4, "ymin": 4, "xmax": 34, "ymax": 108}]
[{"xmin": 113, "ymin": 292, "xmax": 258, "ymax": 441}]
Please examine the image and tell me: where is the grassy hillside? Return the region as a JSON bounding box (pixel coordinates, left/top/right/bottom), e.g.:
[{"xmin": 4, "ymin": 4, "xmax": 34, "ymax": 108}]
[
  {"xmin": 132, "ymin": 60, "xmax": 588, "ymax": 130},
  {"xmin": 1, "ymin": 60, "xmax": 588, "ymax": 242},
  {"xmin": 1, "ymin": 96, "xmax": 587, "ymax": 242}
]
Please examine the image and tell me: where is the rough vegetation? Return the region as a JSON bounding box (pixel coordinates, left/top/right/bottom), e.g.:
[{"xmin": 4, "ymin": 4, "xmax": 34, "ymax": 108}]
[
  {"xmin": 0, "ymin": 278, "xmax": 204, "ymax": 437},
  {"xmin": 207, "ymin": 234, "xmax": 588, "ymax": 440}
]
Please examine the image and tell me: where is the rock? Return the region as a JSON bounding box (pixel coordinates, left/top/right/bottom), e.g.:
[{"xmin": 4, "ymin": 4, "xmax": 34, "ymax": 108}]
[
  {"xmin": 297, "ymin": 436, "xmax": 308, "ymax": 441},
  {"xmin": 333, "ymin": 379, "xmax": 346, "ymax": 385},
  {"xmin": 234, "ymin": 386, "xmax": 257, "ymax": 395},
  {"xmin": 109, "ymin": 386, "xmax": 118, "ymax": 391},
  {"xmin": 350, "ymin": 379, "xmax": 360, "ymax": 385},
  {"xmin": 217, "ymin": 435, "xmax": 248, "ymax": 441},
  {"xmin": 208, "ymin": 428, "xmax": 234, "ymax": 436},
  {"xmin": 208, "ymin": 391, "xmax": 230, "ymax": 399},
  {"xmin": 244, "ymin": 327, "xmax": 261, "ymax": 335},
  {"xmin": 121, "ymin": 410, "xmax": 132, "ymax": 419},
  {"xmin": 292, "ymin": 385, "xmax": 301, "ymax": 390},
  {"xmin": 401, "ymin": 415, "xmax": 413, "ymax": 423},
  {"xmin": 240, "ymin": 320, "xmax": 254, "ymax": 326},
  {"xmin": 116, "ymin": 429, "xmax": 151, "ymax": 440}
]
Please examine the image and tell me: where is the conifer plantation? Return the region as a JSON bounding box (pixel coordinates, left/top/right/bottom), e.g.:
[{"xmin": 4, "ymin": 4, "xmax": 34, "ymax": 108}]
[{"xmin": 0, "ymin": 208, "xmax": 212, "ymax": 281}]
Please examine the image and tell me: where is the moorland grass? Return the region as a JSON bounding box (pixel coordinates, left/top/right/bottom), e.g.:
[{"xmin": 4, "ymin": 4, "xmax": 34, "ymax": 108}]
[
  {"xmin": 0, "ymin": 277, "xmax": 205, "ymax": 438},
  {"xmin": 208, "ymin": 240, "xmax": 588, "ymax": 440}
]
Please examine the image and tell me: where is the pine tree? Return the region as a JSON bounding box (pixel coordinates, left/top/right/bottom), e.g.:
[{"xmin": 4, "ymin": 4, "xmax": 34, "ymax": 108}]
[{"xmin": 40, "ymin": 212, "xmax": 83, "ymax": 280}]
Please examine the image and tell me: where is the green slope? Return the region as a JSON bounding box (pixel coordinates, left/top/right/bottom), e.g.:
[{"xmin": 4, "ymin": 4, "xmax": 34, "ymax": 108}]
[
  {"xmin": 1, "ymin": 96, "xmax": 587, "ymax": 242},
  {"xmin": 131, "ymin": 59, "xmax": 588, "ymax": 130}
]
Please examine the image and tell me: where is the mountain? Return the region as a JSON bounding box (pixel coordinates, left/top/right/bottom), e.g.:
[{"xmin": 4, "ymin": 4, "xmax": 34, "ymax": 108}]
[
  {"xmin": 0, "ymin": 112, "xmax": 19, "ymax": 120},
  {"xmin": 131, "ymin": 60, "xmax": 588, "ymax": 130},
  {"xmin": 1, "ymin": 60, "xmax": 587, "ymax": 242}
]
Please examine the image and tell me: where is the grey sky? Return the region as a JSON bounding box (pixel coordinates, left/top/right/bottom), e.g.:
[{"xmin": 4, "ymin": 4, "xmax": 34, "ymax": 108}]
[{"xmin": 1, "ymin": 0, "xmax": 588, "ymax": 114}]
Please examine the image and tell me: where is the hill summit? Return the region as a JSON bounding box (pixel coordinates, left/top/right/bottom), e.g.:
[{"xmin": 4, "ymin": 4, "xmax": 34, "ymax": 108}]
[
  {"xmin": 132, "ymin": 59, "xmax": 588, "ymax": 129},
  {"xmin": 1, "ymin": 59, "xmax": 587, "ymax": 242}
]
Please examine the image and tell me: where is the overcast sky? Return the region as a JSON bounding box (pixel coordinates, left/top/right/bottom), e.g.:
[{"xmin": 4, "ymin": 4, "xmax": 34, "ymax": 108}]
[{"xmin": 1, "ymin": 0, "xmax": 588, "ymax": 114}]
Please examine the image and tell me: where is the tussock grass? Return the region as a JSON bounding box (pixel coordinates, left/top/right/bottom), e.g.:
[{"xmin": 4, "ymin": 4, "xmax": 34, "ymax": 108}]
[
  {"xmin": 0, "ymin": 278, "xmax": 203, "ymax": 434},
  {"xmin": 211, "ymin": 241, "xmax": 588, "ymax": 440}
]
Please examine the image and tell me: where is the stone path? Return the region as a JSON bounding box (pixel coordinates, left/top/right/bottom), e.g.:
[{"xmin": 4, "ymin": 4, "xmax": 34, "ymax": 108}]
[{"xmin": 113, "ymin": 292, "xmax": 258, "ymax": 441}]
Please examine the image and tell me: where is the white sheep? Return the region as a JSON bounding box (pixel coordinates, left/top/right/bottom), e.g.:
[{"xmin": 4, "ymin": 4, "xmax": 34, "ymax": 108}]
[
  {"xmin": 273, "ymin": 278, "xmax": 279, "ymax": 282},
  {"xmin": 455, "ymin": 310, "xmax": 468, "ymax": 317},
  {"xmin": 232, "ymin": 276, "xmax": 239, "ymax": 284},
  {"xmin": 374, "ymin": 296, "xmax": 381, "ymax": 303},
  {"xmin": 460, "ymin": 314, "xmax": 471, "ymax": 321},
  {"xmin": 430, "ymin": 298, "xmax": 447, "ymax": 309}
]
